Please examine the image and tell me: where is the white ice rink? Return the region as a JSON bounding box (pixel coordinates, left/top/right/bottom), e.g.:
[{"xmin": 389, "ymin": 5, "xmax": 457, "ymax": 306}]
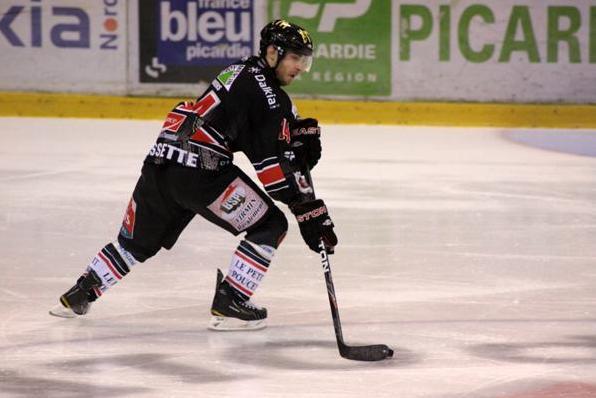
[{"xmin": 1, "ymin": 117, "xmax": 596, "ymax": 398}]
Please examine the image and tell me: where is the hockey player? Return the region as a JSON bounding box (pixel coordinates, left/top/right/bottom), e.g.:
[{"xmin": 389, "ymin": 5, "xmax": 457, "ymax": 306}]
[{"xmin": 49, "ymin": 20, "xmax": 337, "ymax": 331}]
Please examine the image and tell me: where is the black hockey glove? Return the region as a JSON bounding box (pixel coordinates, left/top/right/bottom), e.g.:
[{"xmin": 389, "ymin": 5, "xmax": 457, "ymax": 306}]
[
  {"xmin": 291, "ymin": 199, "xmax": 338, "ymax": 254},
  {"xmin": 291, "ymin": 118, "xmax": 322, "ymax": 169}
]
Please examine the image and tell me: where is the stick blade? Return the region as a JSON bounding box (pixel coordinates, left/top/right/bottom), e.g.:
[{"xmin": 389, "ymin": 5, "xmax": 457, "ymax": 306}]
[{"xmin": 340, "ymin": 344, "xmax": 394, "ymax": 362}]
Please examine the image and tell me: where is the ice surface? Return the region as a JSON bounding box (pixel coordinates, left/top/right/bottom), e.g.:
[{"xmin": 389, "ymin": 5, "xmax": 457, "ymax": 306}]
[{"xmin": 1, "ymin": 118, "xmax": 595, "ymax": 397}]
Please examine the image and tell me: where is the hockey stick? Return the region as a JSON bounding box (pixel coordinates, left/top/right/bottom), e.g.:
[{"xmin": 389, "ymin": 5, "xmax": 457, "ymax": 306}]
[
  {"xmin": 318, "ymin": 241, "xmax": 394, "ymax": 361},
  {"xmin": 302, "ymin": 167, "xmax": 393, "ymax": 361}
]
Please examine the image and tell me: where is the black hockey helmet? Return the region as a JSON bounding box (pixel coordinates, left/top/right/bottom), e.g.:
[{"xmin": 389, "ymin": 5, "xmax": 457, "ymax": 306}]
[{"xmin": 259, "ymin": 19, "xmax": 314, "ymax": 70}]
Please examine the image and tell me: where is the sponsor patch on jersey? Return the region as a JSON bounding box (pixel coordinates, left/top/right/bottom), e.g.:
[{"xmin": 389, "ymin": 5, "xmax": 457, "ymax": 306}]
[
  {"xmin": 120, "ymin": 197, "xmax": 137, "ymax": 239},
  {"xmin": 254, "ymin": 74, "xmax": 278, "ymax": 109},
  {"xmin": 207, "ymin": 178, "xmax": 268, "ymax": 232},
  {"xmin": 212, "ymin": 78, "xmax": 223, "ymax": 91},
  {"xmin": 216, "ymin": 65, "xmax": 245, "ymax": 91},
  {"xmin": 162, "ymin": 111, "xmax": 186, "ymax": 133}
]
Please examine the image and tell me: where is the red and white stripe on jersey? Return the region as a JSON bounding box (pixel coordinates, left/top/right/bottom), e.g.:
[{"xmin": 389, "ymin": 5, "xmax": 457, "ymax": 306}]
[
  {"xmin": 193, "ymin": 91, "xmax": 221, "ymax": 116},
  {"xmin": 253, "ymin": 157, "xmax": 286, "ymax": 189},
  {"xmin": 176, "ymin": 91, "xmax": 221, "ymax": 117},
  {"xmin": 257, "ymin": 165, "xmax": 285, "ymax": 187},
  {"xmin": 190, "ymin": 126, "xmax": 228, "ymax": 150}
]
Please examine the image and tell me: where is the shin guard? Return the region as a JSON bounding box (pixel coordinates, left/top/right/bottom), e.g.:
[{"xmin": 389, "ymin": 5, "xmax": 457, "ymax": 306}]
[
  {"xmin": 224, "ymin": 240, "xmax": 274, "ymax": 299},
  {"xmin": 88, "ymin": 241, "xmax": 137, "ymax": 298}
]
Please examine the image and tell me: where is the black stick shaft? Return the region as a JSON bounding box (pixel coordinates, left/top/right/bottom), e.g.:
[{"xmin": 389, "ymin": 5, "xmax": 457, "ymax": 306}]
[
  {"xmin": 318, "ymin": 241, "xmax": 346, "ymax": 350},
  {"xmin": 303, "ymin": 167, "xmax": 393, "ymax": 361},
  {"xmin": 302, "ymin": 167, "xmax": 348, "ymax": 352}
]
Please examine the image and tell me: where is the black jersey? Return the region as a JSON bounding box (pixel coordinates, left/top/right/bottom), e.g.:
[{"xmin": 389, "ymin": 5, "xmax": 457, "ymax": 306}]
[
  {"xmin": 199, "ymin": 56, "xmax": 300, "ymax": 203},
  {"xmin": 146, "ymin": 56, "xmax": 303, "ymax": 205}
]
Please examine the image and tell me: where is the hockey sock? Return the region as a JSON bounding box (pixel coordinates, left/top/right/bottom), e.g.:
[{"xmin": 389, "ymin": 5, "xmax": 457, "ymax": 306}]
[
  {"xmin": 224, "ymin": 240, "xmax": 274, "ymax": 300},
  {"xmin": 86, "ymin": 241, "xmax": 137, "ymax": 300}
]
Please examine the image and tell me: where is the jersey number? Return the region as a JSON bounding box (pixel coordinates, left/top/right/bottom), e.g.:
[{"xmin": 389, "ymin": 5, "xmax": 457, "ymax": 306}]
[{"xmin": 278, "ymin": 118, "xmax": 290, "ymax": 144}]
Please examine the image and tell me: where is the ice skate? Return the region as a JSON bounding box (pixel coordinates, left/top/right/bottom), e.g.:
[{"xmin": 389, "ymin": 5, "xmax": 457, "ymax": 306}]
[
  {"xmin": 208, "ymin": 269, "xmax": 267, "ymax": 331},
  {"xmin": 49, "ymin": 270, "xmax": 102, "ymax": 318}
]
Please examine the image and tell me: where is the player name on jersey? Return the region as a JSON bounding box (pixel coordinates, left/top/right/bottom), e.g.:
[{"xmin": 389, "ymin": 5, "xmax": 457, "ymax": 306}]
[{"xmin": 148, "ymin": 142, "xmax": 230, "ymax": 169}]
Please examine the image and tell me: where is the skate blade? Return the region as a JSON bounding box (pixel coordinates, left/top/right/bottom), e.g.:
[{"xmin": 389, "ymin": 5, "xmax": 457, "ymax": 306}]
[
  {"xmin": 48, "ymin": 303, "xmax": 78, "ymax": 318},
  {"xmin": 208, "ymin": 316, "xmax": 266, "ymax": 331}
]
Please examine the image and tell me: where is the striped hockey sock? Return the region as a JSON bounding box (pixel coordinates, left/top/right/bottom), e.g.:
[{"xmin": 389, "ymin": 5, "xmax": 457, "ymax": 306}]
[
  {"xmin": 87, "ymin": 241, "xmax": 137, "ymax": 300},
  {"xmin": 225, "ymin": 240, "xmax": 274, "ymax": 300}
]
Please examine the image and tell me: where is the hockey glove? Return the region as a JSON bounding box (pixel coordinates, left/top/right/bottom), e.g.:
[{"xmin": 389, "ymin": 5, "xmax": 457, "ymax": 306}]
[
  {"xmin": 291, "ymin": 118, "xmax": 322, "ymax": 169},
  {"xmin": 291, "ymin": 199, "xmax": 338, "ymax": 254}
]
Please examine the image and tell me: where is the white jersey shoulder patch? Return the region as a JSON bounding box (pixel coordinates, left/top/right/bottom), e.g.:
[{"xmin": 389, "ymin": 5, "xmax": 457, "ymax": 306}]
[{"xmin": 216, "ymin": 65, "xmax": 245, "ymax": 91}]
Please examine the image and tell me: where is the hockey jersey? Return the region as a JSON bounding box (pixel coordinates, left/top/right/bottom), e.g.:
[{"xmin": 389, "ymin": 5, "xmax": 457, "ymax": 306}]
[{"xmin": 145, "ymin": 56, "xmax": 304, "ymax": 205}]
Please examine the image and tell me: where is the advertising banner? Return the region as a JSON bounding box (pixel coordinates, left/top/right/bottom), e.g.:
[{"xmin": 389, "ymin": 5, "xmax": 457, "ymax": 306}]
[
  {"xmin": 270, "ymin": 0, "xmax": 392, "ymax": 97},
  {"xmin": 393, "ymin": 0, "xmax": 596, "ymax": 102},
  {"xmin": 138, "ymin": 0, "xmax": 256, "ymax": 85},
  {"xmin": 0, "ymin": 0, "xmax": 126, "ymax": 94},
  {"xmin": 1, "ymin": 1, "xmax": 594, "ymax": 103}
]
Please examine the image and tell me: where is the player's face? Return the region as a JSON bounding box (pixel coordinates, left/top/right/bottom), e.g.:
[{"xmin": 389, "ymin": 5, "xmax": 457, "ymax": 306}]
[{"xmin": 275, "ymin": 51, "xmax": 311, "ymax": 86}]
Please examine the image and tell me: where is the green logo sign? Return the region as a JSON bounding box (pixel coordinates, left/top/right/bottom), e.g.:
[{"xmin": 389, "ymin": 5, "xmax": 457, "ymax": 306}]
[
  {"xmin": 216, "ymin": 65, "xmax": 245, "ymax": 91},
  {"xmin": 270, "ymin": 0, "xmax": 391, "ymax": 96},
  {"xmin": 399, "ymin": 4, "xmax": 596, "ymax": 64}
]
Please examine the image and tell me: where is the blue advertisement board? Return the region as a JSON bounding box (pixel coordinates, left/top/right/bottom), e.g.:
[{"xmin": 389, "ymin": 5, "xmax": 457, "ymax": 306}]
[{"xmin": 139, "ymin": 0, "xmax": 254, "ymax": 83}]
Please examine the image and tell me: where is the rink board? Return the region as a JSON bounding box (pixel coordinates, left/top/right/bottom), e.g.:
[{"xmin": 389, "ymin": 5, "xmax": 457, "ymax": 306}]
[{"xmin": 1, "ymin": 91, "xmax": 596, "ymax": 128}]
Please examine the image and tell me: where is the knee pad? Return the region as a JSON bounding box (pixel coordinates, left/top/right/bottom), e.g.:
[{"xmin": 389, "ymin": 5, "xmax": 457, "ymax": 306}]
[{"xmin": 245, "ymin": 206, "xmax": 288, "ymax": 248}]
